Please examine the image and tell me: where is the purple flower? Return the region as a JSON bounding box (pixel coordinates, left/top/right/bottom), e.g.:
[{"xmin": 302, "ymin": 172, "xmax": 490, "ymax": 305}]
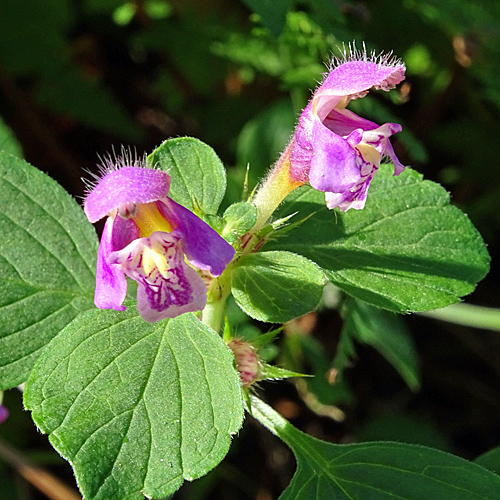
[
  {"xmin": 84, "ymin": 156, "xmax": 235, "ymax": 323},
  {"xmin": 289, "ymin": 50, "xmax": 406, "ymax": 211},
  {"xmin": 0, "ymin": 405, "xmax": 8, "ymax": 425}
]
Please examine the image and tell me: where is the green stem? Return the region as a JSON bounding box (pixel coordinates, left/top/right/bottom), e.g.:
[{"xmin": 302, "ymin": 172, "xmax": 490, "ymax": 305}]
[
  {"xmin": 419, "ymin": 303, "xmax": 500, "ymax": 332},
  {"xmin": 252, "ymin": 142, "xmax": 303, "ymax": 231},
  {"xmin": 201, "ymin": 271, "xmax": 232, "ymax": 334}
]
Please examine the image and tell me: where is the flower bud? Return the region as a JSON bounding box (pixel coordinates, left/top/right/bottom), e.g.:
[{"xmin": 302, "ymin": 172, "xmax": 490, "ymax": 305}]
[{"xmin": 227, "ymin": 339, "xmax": 261, "ymax": 388}]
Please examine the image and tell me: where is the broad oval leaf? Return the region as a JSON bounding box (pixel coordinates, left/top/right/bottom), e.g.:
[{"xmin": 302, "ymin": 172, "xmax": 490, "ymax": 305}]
[
  {"xmin": 232, "ymin": 251, "xmax": 327, "ymax": 323},
  {"xmin": 24, "ymin": 309, "xmax": 244, "ymax": 500},
  {"xmin": 266, "ymin": 164, "xmax": 490, "ymax": 313},
  {"xmin": 148, "ymin": 137, "xmax": 226, "ymax": 215},
  {"xmin": 251, "ymin": 396, "xmax": 500, "ymax": 500},
  {"xmin": 0, "ymin": 152, "xmax": 97, "ymax": 390}
]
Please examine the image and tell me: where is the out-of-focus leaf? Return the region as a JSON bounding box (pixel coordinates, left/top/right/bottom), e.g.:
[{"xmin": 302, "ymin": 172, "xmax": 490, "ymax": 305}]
[
  {"xmin": 37, "ymin": 67, "xmax": 141, "ymax": 140},
  {"xmin": 339, "ymin": 299, "xmax": 420, "ymax": 390},
  {"xmin": 359, "ymin": 414, "xmax": 450, "ymax": 451},
  {"xmin": 236, "ymin": 99, "xmax": 296, "ymax": 183},
  {"xmin": 0, "ymin": 117, "xmax": 22, "ymax": 157},
  {"xmin": 241, "ymin": 0, "xmax": 292, "ymax": 37},
  {"xmin": 475, "ymin": 446, "xmax": 500, "ymax": 477}
]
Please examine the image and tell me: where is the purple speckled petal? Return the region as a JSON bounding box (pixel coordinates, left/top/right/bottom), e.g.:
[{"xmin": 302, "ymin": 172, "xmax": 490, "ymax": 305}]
[
  {"xmin": 94, "ymin": 215, "xmax": 137, "ymax": 311},
  {"xmin": 362, "ymin": 122, "xmax": 402, "ymax": 156},
  {"xmin": 109, "ymin": 232, "xmax": 207, "ymax": 322},
  {"xmin": 84, "ymin": 167, "xmax": 171, "ymax": 223},
  {"xmin": 0, "ymin": 405, "xmax": 8, "ymax": 425},
  {"xmin": 157, "ymin": 198, "xmax": 235, "ymax": 276}
]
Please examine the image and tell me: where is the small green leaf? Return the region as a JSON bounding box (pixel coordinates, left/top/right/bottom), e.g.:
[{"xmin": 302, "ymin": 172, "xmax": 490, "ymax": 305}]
[
  {"xmin": 260, "ymin": 362, "xmax": 309, "ymax": 381},
  {"xmin": 249, "ymin": 326, "xmax": 283, "ymax": 349},
  {"xmin": 0, "ymin": 153, "xmax": 97, "ymax": 390},
  {"xmin": 222, "ymin": 202, "xmax": 258, "ymax": 243},
  {"xmin": 251, "ymin": 396, "xmax": 500, "ymax": 500},
  {"xmin": 231, "ymin": 251, "xmax": 327, "ymax": 323},
  {"xmin": 149, "ymin": 137, "xmax": 226, "ymax": 215},
  {"xmin": 24, "ymin": 309, "xmax": 243, "ymax": 500},
  {"xmin": 475, "ymin": 446, "xmax": 500, "ymax": 476},
  {"xmin": 267, "ymin": 165, "xmax": 490, "ymax": 313},
  {"xmin": 339, "ymin": 299, "xmax": 420, "ymax": 391}
]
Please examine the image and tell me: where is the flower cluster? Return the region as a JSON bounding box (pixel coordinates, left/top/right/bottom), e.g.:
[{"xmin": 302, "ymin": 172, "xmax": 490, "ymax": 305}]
[{"xmin": 84, "ymin": 156, "xmax": 235, "ymax": 323}]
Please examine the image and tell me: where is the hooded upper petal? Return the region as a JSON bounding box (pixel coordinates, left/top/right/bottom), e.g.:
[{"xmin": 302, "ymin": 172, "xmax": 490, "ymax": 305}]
[
  {"xmin": 84, "ymin": 167, "xmax": 171, "ymax": 223},
  {"xmin": 315, "ymin": 59, "xmax": 405, "ymax": 120}
]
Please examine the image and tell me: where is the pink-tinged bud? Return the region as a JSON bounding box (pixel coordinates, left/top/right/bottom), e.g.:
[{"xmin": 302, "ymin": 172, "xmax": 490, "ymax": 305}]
[{"xmin": 227, "ymin": 339, "xmax": 261, "ymax": 388}]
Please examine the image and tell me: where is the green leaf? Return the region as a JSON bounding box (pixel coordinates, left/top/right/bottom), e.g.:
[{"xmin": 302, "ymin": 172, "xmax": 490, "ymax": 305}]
[
  {"xmin": 0, "ymin": 153, "xmax": 97, "ymax": 390},
  {"xmin": 24, "ymin": 309, "xmax": 244, "ymax": 500},
  {"xmin": 260, "ymin": 362, "xmax": 309, "ymax": 381},
  {"xmin": 241, "ymin": 0, "xmax": 292, "ymax": 37},
  {"xmin": 266, "ymin": 165, "xmax": 490, "ymax": 313},
  {"xmin": 339, "ymin": 299, "xmax": 420, "ymax": 390},
  {"xmin": 231, "ymin": 251, "xmax": 327, "ymax": 323},
  {"xmin": 149, "ymin": 138, "xmax": 226, "ymax": 215},
  {"xmin": 250, "ymin": 396, "xmax": 500, "ymax": 500},
  {"xmin": 222, "ymin": 202, "xmax": 258, "ymax": 244},
  {"xmin": 475, "ymin": 446, "xmax": 500, "ymax": 476}
]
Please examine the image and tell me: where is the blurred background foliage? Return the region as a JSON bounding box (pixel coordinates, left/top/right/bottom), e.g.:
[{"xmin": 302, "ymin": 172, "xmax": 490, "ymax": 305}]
[{"xmin": 1, "ymin": 0, "xmax": 500, "ymax": 499}]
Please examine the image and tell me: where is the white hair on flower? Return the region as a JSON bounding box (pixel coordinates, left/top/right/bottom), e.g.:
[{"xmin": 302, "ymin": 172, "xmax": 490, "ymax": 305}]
[
  {"xmin": 329, "ymin": 41, "xmax": 404, "ymax": 72},
  {"xmin": 82, "ymin": 146, "xmax": 155, "ymax": 196}
]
